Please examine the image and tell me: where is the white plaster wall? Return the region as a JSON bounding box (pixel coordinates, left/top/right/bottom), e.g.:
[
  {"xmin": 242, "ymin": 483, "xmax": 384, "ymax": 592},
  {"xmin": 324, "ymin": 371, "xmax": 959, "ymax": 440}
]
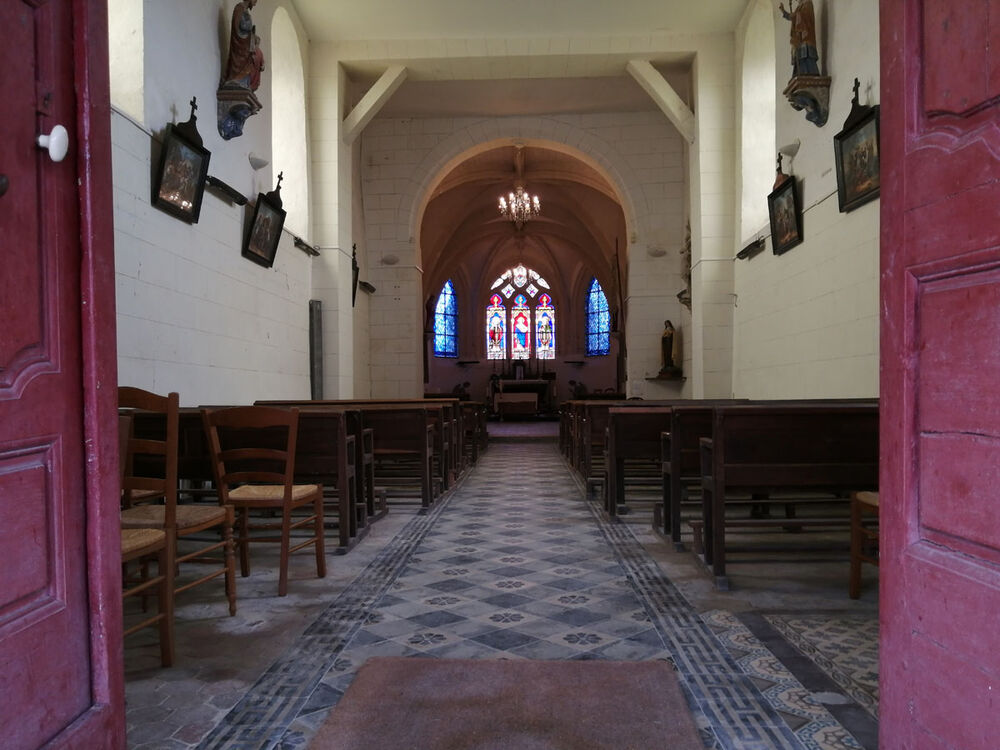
[
  {"xmin": 271, "ymin": 7, "xmax": 311, "ymax": 237},
  {"xmin": 732, "ymin": 0, "xmax": 880, "ymax": 398},
  {"xmin": 113, "ymin": 112, "xmax": 313, "ymax": 405},
  {"xmin": 682, "ymin": 37, "xmax": 737, "ymax": 400},
  {"xmin": 107, "ymin": 0, "xmax": 143, "ymax": 122},
  {"xmin": 358, "ymin": 112, "xmax": 688, "ymax": 400},
  {"xmin": 111, "ymin": 0, "xmax": 314, "ymax": 405}
]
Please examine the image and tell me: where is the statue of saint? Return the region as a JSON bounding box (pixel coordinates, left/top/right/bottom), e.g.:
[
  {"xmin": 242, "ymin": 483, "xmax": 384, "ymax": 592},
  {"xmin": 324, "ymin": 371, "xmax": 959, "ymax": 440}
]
[
  {"xmin": 222, "ymin": 0, "xmax": 264, "ymax": 90},
  {"xmin": 779, "ymin": 0, "xmax": 820, "ymax": 77},
  {"xmin": 661, "ymin": 320, "xmax": 676, "ymax": 372}
]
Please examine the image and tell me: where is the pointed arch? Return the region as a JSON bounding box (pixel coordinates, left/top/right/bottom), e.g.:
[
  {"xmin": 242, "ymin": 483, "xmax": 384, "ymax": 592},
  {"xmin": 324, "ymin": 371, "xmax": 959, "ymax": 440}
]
[{"xmin": 270, "ymin": 7, "xmax": 309, "ymax": 235}]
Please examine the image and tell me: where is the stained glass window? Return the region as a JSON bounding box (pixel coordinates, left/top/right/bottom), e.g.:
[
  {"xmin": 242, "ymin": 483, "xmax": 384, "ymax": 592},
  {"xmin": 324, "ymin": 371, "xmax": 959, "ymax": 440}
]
[
  {"xmin": 536, "ymin": 293, "xmax": 555, "ymax": 359},
  {"xmin": 525, "ymin": 283, "xmax": 538, "ymax": 297},
  {"xmin": 433, "ymin": 280, "xmax": 458, "ymax": 357},
  {"xmin": 501, "ymin": 283, "xmax": 515, "ymax": 298},
  {"xmin": 586, "ymin": 278, "xmax": 610, "ymax": 356},
  {"xmin": 513, "ymin": 264, "xmax": 528, "ymax": 287},
  {"xmin": 486, "ymin": 294, "xmax": 506, "ymax": 360},
  {"xmin": 490, "ymin": 266, "xmax": 548, "ymax": 291},
  {"xmin": 511, "ymin": 294, "xmax": 531, "ymax": 359}
]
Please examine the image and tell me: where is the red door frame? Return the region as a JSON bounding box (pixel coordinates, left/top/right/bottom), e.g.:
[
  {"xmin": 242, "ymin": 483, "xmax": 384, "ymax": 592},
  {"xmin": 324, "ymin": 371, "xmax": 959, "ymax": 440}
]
[{"xmin": 57, "ymin": 0, "xmax": 123, "ymax": 745}]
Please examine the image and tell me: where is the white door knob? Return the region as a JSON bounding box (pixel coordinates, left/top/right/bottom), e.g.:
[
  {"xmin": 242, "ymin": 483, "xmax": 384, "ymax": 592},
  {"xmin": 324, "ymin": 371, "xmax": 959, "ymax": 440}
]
[{"xmin": 37, "ymin": 124, "xmax": 69, "ymax": 163}]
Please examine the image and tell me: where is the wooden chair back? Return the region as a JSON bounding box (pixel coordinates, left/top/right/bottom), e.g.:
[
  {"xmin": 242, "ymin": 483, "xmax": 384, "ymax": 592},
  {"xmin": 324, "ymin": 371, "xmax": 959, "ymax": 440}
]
[
  {"xmin": 201, "ymin": 405, "xmax": 299, "ymax": 502},
  {"xmin": 119, "ymin": 386, "xmax": 179, "ymax": 529}
]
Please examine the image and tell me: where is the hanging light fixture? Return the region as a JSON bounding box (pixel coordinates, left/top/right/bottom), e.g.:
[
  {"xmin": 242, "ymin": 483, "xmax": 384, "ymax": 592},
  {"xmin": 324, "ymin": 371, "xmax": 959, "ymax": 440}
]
[{"xmin": 498, "ymin": 185, "xmax": 540, "ymax": 227}]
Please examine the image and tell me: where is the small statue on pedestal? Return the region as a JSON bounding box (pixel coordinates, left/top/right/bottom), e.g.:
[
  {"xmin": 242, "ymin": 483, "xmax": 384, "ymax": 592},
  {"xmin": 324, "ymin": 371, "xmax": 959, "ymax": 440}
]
[
  {"xmin": 778, "ymin": 0, "xmax": 831, "ymax": 127},
  {"xmin": 659, "ymin": 320, "xmax": 682, "ymax": 378},
  {"xmin": 217, "ymin": 0, "xmax": 265, "ymax": 140}
]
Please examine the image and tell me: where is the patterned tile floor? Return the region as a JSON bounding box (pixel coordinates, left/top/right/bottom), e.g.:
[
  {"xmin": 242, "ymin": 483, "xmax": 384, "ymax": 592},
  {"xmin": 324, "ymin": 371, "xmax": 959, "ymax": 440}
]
[{"xmin": 124, "ymin": 439, "xmax": 878, "ymax": 750}]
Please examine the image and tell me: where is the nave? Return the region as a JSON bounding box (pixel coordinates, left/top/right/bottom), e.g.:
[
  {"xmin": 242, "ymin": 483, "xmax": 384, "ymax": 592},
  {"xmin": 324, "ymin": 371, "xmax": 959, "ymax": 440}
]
[{"xmin": 124, "ymin": 436, "xmax": 878, "ymax": 750}]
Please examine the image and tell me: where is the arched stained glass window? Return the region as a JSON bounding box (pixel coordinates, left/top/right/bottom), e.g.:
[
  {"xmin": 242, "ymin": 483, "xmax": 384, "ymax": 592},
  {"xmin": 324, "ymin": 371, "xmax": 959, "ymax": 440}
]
[
  {"xmin": 586, "ymin": 278, "xmax": 610, "ymax": 356},
  {"xmin": 486, "ymin": 294, "xmax": 506, "ymax": 360},
  {"xmin": 434, "ymin": 280, "xmax": 458, "ymax": 357},
  {"xmin": 511, "ymin": 294, "xmax": 531, "ymax": 359},
  {"xmin": 536, "ymin": 294, "xmax": 555, "ymax": 359},
  {"xmin": 484, "ymin": 268, "xmax": 556, "ymax": 360}
]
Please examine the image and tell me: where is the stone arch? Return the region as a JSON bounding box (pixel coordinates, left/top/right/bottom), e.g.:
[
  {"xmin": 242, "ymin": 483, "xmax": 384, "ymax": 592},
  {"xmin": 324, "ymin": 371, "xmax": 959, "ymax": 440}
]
[
  {"xmin": 401, "ymin": 118, "xmax": 656, "ymax": 268},
  {"xmin": 269, "ymin": 6, "xmax": 310, "ymax": 235}
]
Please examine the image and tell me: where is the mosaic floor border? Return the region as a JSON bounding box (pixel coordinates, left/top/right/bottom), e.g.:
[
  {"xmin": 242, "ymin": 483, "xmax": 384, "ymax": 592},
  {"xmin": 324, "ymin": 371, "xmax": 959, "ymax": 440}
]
[{"xmin": 762, "ymin": 614, "xmax": 878, "ymax": 719}]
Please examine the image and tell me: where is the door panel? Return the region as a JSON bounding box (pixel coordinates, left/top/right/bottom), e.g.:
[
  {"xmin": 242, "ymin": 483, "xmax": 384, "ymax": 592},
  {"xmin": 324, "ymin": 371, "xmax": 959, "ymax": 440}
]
[
  {"xmin": 1, "ymin": 1, "xmax": 48, "ymax": 387},
  {"xmin": 0, "ymin": 1, "xmax": 122, "ymax": 747},
  {"xmin": 882, "ymin": 2, "xmax": 1000, "ymax": 747}
]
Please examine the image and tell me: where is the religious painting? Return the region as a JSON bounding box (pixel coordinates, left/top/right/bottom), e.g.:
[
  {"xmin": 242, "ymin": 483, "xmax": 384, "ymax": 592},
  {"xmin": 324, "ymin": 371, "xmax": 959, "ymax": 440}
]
[
  {"xmin": 535, "ymin": 294, "xmax": 555, "ymax": 360},
  {"xmin": 486, "ymin": 294, "xmax": 506, "ymax": 360},
  {"xmin": 834, "ymin": 104, "xmax": 880, "ymax": 213},
  {"xmin": 151, "ymin": 123, "xmax": 210, "ymax": 224},
  {"xmin": 242, "ymin": 191, "xmax": 286, "ymax": 268},
  {"xmin": 511, "ymin": 294, "xmax": 531, "ymax": 360},
  {"xmin": 767, "ymin": 176, "xmax": 803, "ymax": 255}
]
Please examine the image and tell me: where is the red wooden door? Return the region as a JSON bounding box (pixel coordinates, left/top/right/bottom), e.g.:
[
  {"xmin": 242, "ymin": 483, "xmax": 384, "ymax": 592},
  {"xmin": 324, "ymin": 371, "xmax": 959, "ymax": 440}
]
[
  {"xmin": 881, "ymin": 2, "xmax": 1000, "ymax": 748},
  {"xmin": 0, "ymin": 2, "xmax": 123, "ymax": 748}
]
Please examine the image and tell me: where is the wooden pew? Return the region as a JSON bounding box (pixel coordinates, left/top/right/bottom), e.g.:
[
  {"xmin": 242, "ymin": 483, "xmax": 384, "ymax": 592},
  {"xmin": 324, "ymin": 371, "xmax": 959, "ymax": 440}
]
[
  {"xmin": 361, "ymin": 407, "xmax": 436, "ymax": 508},
  {"xmin": 259, "ymin": 400, "xmax": 438, "ymax": 508},
  {"xmin": 605, "ymin": 400, "xmax": 747, "ymax": 520},
  {"xmin": 605, "ymin": 406, "xmax": 673, "ymax": 516},
  {"xmin": 572, "ymin": 399, "xmax": 635, "ymax": 491},
  {"xmin": 698, "ymin": 403, "xmax": 878, "ymax": 588},
  {"xmin": 661, "ymin": 404, "xmax": 717, "ymax": 549},
  {"xmin": 460, "ymin": 401, "xmax": 488, "ymax": 464}
]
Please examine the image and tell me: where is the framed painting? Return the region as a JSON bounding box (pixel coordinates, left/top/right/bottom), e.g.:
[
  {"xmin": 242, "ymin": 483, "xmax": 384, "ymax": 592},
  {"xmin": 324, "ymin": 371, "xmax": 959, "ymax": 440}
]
[
  {"xmin": 152, "ymin": 123, "xmax": 210, "ymax": 223},
  {"xmin": 834, "ymin": 103, "xmax": 880, "ymax": 213},
  {"xmin": 767, "ymin": 176, "xmax": 803, "ymax": 255},
  {"xmin": 242, "ymin": 192, "xmax": 286, "ymax": 268}
]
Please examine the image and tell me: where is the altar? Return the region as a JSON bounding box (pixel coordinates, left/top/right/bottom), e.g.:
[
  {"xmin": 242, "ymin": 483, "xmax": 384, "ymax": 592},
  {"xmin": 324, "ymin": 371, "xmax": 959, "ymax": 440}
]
[{"xmin": 495, "ymin": 378, "xmax": 553, "ymax": 416}]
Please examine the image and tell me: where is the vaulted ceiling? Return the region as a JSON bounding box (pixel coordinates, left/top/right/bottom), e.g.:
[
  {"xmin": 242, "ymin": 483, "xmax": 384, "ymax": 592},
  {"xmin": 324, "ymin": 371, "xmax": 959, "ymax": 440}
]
[
  {"xmin": 291, "ymin": 0, "xmax": 748, "ymax": 308},
  {"xmin": 420, "ymin": 143, "xmax": 626, "ymax": 310}
]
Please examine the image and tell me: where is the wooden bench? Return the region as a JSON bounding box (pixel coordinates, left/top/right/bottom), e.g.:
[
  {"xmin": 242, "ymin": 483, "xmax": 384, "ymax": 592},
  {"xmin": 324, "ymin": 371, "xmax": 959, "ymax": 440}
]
[
  {"xmin": 460, "ymin": 401, "xmax": 488, "ymax": 464},
  {"xmin": 699, "ymin": 403, "xmax": 878, "ymax": 588},
  {"xmin": 605, "ymin": 406, "xmax": 673, "ymax": 516},
  {"xmin": 259, "ymin": 400, "xmax": 438, "ymax": 509},
  {"xmin": 661, "ymin": 404, "xmax": 720, "ymax": 549},
  {"xmin": 605, "ymin": 400, "xmax": 748, "ymax": 521}
]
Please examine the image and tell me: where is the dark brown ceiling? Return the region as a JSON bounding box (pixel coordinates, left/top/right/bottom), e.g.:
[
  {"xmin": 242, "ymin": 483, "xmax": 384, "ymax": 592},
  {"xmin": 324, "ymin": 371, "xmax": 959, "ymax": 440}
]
[{"xmin": 421, "ymin": 143, "xmax": 627, "ymax": 313}]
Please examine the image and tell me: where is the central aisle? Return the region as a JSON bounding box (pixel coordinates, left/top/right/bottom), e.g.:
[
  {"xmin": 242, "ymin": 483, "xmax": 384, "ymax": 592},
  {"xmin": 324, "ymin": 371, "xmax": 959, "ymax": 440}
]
[{"xmin": 198, "ymin": 442, "xmax": 825, "ymax": 749}]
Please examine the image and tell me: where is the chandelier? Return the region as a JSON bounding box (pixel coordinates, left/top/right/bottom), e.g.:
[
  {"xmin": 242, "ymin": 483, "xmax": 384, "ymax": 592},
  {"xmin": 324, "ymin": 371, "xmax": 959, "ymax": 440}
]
[{"xmin": 498, "ymin": 186, "xmax": 540, "ymax": 227}]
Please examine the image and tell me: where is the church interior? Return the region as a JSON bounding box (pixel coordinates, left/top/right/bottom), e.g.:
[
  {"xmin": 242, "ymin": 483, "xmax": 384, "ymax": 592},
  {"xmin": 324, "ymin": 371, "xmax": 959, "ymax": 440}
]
[{"xmin": 107, "ymin": 0, "xmax": 886, "ymax": 747}]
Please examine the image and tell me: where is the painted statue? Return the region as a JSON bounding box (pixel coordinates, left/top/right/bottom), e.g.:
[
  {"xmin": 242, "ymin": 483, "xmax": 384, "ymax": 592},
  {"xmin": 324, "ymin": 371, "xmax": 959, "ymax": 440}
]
[
  {"xmin": 217, "ymin": 0, "xmax": 264, "ymax": 139},
  {"xmin": 779, "ymin": 0, "xmax": 819, "ymax": 77},
  {"xmin": 661, "ymin": 320, "xmax": 676, "ymax": 371},
  {"xmin": 223, "ymin": 1, "xmax": 264, "ymax": 90}
]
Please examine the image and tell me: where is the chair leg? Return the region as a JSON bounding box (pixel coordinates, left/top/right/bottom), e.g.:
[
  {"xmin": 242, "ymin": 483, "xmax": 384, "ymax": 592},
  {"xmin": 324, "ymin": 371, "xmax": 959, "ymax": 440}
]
[
  {"xmin": 849, "ymin": 498, "xmax": 863, "ymax": 599},
  {"xmin": 223, "ymin": 506, "xmax": 237, "ymax": 616},
  {"xmin": 238, "ymin": 508, "xmax": 251, "ymax": 578},
  {"xmin": 314, "ymin": 494, "xmax": 326, "ymax": 578},
  {"xmin": 158, "ymin": 531, "xmax": 176, "ymax": 667},
  {"xmin": 278, "ymin": 508, "xmax": 292, "ymax": 597}
]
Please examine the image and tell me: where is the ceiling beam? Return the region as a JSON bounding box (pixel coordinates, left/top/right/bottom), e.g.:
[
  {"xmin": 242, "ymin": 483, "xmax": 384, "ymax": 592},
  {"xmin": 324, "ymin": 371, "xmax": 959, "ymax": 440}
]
[
  {"xmin": 626, "ymin": 59, "xmax": 695, "ymax": 144},
  {"xmin": 343, "ymin": 65, "xmax": 408, "ymax": 145}
]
